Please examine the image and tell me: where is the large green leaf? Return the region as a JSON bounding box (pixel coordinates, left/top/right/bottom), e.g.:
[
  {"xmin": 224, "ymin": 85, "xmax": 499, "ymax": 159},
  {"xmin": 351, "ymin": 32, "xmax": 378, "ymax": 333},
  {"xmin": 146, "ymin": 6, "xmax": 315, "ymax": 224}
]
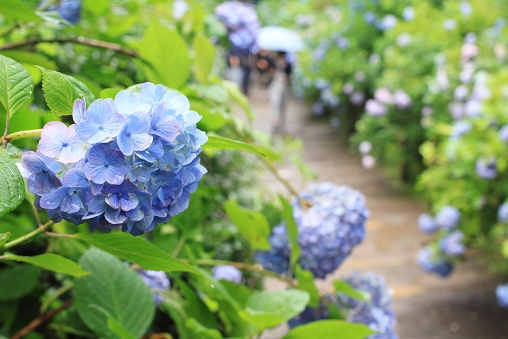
[
  {"xmin": 73, "ymin": 232, "xmax": 203, "ymax": 276},
  {"xmin": 218, "ymin": 79, "xmax": 255, "ymax": 121},
  {"xmin": 192, "ymin": 34, "xmax": 216, "ymax": 84},
  {"xmin": 0, "ymin": 149, "xmax": 25, "ymax": 218},
  {"xmin": 283, "ymin": 320, "xmax": 375, "ymax": 339},
  {"xmin": 1, "ymin": 253, "xmax": 89, "ymax": 277},
  {"xmin": 203, "ymin": 136, "xmax": 268, "ymax": 158},
  {"xmin": 38, "ymin": 67, "xmax": 85, "ymax": 116},
  {"xmin": 0, "ymin": 232, "xmax": 9, "ymax": 247},
  {"xmin": 0, "ymin": 55, "xmax": 34, "ymax": 117},
  {"xmin": 224, "ymin": 200, "xmax": 271, "ymax": 250},
  {"xmin": 246, "ymin": 290, "xmax": 309, "ymax": 322},
  {"xmin": 280, "ymin": 195, "xmax": 300, "ymax": 271},
  {"xmin": 74, "ymin": 247, "xmax": 154, "ymax": 339},
  {"xmin": 140, "ymin": 22, "xmax": 191, "ymax": 89},
  {"xmin": 0, "ymin": 0, "xmax": 42, "ymax": 22},
  {"xmin": 0, "ymin": 264, "xmax": 41, "ymax": 301}
]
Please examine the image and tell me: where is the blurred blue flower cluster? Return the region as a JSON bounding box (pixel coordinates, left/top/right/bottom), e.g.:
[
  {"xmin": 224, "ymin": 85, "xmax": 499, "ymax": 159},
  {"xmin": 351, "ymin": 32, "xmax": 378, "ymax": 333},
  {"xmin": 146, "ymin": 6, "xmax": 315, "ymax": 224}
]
[
  {"xmin": 496, "ymin": 283, "xmax": 508, "ymax": 308},
  {"xmin": 21, "ymin": 83, "xmax": 207, "ymax": 235},
  {"xmin": 256, "ymin": 182, "xmax": 369, "ymax": 279},
  {"xmin": 212, "ymin": 265, "xmax": 243, "ymax": 283},
  {"xmin": 215, "ymin": 1, "xmax": 259, "ymax": 54},
  {"xmin": 44, "ymin": 0, "xmax": 82, "ymax": 24},
  {"xmin": 136, "ymin": 269, "xmax": 170, "ymax": 306},
  {"xmin": 289, "ymin": 272, "xmax": 397, "ymax": 339},
  {"xmin": 417, "ymin": 205, "xmax": 464, "ymax": 277}
]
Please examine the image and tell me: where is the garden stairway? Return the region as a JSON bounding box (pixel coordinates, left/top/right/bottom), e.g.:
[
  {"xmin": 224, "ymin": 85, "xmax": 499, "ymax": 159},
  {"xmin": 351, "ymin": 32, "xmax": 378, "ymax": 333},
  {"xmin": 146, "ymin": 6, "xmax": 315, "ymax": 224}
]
[{"xmin": 249, "ymin": 87, "xmax": 508, "ymax": 339}]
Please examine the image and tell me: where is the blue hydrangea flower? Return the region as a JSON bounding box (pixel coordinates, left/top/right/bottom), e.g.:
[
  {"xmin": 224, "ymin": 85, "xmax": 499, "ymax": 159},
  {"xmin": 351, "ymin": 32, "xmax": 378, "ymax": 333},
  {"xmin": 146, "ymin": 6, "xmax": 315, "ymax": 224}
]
[
  {"xmin": 136, "ymin": 269, "xmax": 170, "ymax": 306},
  {"xmin": 21, "ymin": 82, "xmax": 207, "ymax": 235},
  {"xmin": 256, "ymin": 182, "xmax": 369, "ymax": 279},
  {"xmin": 418, "ymin": 213, "xmax": 438, "ymax": 234},
  {"xmin": 434, "ymin": 205, "xmax": 460, "ymax": 230},
  {"xmin": 498, "ymin": 202, "xmax": 508, "ymax": 223},
  {"xmin": 288, "ymin": 302, "xmax": 329, "ymax": 328},
  {"xmin": 450, "ymin": 121, "xmax": 472, "ymax": 139},
  {"xmin": 496, "ymin": 283, "xmax": 508, "ymax": 308},
  {"xmin": 439, "ymin": 231, "xmax": 465, "ymax": 257},
  {"xmin": 417, "ymin": 246, "xmax": 453, "ymax": 277},
  {"xmin": 37, "ymin": 121, "xmax": 87, "ymax": 163},
  {"xmin": 212, "ymin": 265, "xmax": 243, "ymax": 283},
  {"xmin": 499, "ymin": 125, "xmax": 508, "ymax": 143},
  {"xmin": 475, "ymin": 157, "xmax": 497, "ymax": 180},
  {"xmin": 337, "ymin": 272, "xmax": 398, "ymax": 339},
  {"xmin": 44, "ymin": 0, "xmax": 81, "ymax": 24}
]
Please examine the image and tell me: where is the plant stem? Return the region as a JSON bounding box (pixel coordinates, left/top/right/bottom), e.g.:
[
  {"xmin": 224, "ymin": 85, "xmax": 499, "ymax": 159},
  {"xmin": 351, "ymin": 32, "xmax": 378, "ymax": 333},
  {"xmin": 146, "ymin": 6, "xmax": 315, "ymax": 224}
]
[
  {"xmin": 0, "ymin": 38, "xmax": 139, "ymax": 57},
  {"xmin": 48, "ymin": 324, "xmax": 95, "ymax": 338},
  {"xmin": 0, "ymin": 128, "xmax": 43, "ymax": 144},
  {"xmin": 11, "ymin": 300, "xmax": 73, "ymax": 339},
  {"xmin": 185, "ymin": 258, "xmax": 296, "ymax": 286},
  {"xmin": 40, "ymin": 282, "xmax": 75, "ymax": 313},
  {"xmin": 172, "ymin": 235, "xmax": 186, "ymax": 257},
  {"xmin": 3, "ymin": 221, "xmax": 53, "ymax": 250},
  {"xmin": 2, "ymin": 111, "xmax": 10, "ymax": 148}
]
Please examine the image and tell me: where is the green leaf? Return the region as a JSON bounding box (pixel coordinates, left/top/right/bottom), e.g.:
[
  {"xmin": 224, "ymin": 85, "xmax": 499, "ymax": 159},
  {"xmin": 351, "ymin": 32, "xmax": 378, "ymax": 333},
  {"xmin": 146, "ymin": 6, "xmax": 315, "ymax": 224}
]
[
  {"xmin": 0, "ymin": 51, "xmax": 57, "ymax": 70},
  {"xmin": 192, "ymin": 34, "xmax": 216, "ymax": 84},
  {"xmin": 0, "ymin": 55, "xmax": 34, "ymax": 117},
  {"xmin": 501, "ymin": 239, "xmax": 508, "ymax": 258},
  {"xmin": 1, "ymin": 253, "xmax": 89, "ymax": 277},
  {"xmin": 203, "ymin": 136, "xmax": 268, "ymax": 158},
  {"xmin": 0, "ymin": 264, "xmax": 41, "ymax": 301},
  {"xmin": 295, "ymin": 265, "xmax": 320, "ymax": 308},
  {"xmin": 185, "ymin": 318, "xmax": 223, "ymax": 339},
  {"xmin": 283, "ymin": 320, "xmax": 375, "ymax": 339},
  {"xmin": 291, "ymin": 154, "xmax": 317, "ymax": 180},
  {"xmin": 140, "ymin": 22, "xmax": 190, "ymax": 89},
  {"xmin": 73, "ymin": 232, "xmax": 204, "ymax": 276},
  {"xmin": 38, "ymin": 67, "xmax": 81, "ymax": 116},
  {"xmin": 333, "ymin": 280, "xmax": 371, "ymax": 302},
  {"xmin": 74, "ymin": 247, "xmax": 154, "ymax": 339},
  {"xmin": 246, "ymin": 290, "xmax": 309, "ymax": 322},
  {"xmin": 0, "ymin": 0, "xmax": 42, "ymax": 22},
  {"xmin": 224, "ymin": 200, "xmax": 271, "ymax": 250},
  {"xmin": 218, "ymin": 79, "xmax": 255, "ymax": 121},
  {"xmin": 100, "ymin": 88, "xmax": 122, "ymax": 99},
  {"xmin": 65, "ymin": 74, "xmax": 95, "ymax": 104},
  {"xmin": 280, "ymin": 195, "xmax": 300, "ymax": 271},
  {"xmin": 0, "ymin": 149, "xmax": 25, "ymax": 218},
  {"xmin": 107, "ymin": 315, "xmax": 137, "ymax": 339},
  {"xmin": 0, "ymin": 232, "xmax": 10, "ymax": 247}
]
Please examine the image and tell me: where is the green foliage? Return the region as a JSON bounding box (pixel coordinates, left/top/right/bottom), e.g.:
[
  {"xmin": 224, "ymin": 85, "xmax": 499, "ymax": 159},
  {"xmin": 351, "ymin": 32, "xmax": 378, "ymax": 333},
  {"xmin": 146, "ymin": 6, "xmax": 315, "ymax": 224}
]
[
  {"xmin": 280, "ymin": 195, "xmax": 300, "ymax": 272},
  {"xmin": 0, "ymin": 55, "xmax": 34, "ymax": 117},
  {"xmin": 295, "ymin": 265, "xmax": 320, "ymax": 307},
  {"xmin": 193, "ymin": 34, "xmax": 216, "ymax": 84},
  {"xmin": 333, "ymin": 280, "xmax": 371, "ymax": 302},
  {"xmin": 245, "ymin": 290, "xmax": 310, "ymax": 323},
  {"xmin": 0, "ymin": 264, "xmax": 41, "ymax": 301},
  {"xmin": 74, "ymin": 248, "xmax": 155, "ymax": 339},
  {"xmin": 0, "ymin": 149, "xmax": 25, "ymax": 218},
  {"xmin": 140, "ymin": 22, "xmax": 191, "ymax": 89},
  {"xmin": 0, "ymin": 0, "xmax": 42, "ymax": 22},
  {"xmin": 224, "ymin": 200, "xmax": 271, "ymax": 250},
  {"xmin": 204, "ymin": 135, "xmax": 268, "ymax": 158},
  {"xmin": 283, "ymin": 320, "xmax": 375, "ymax": 339},
  {"xmin": 1, "ymin": 253, "xmax": 89, "ymax": 277},
  {"xmin": 74, "ymin": 232, "xmax": 203, "ymax": 276},
  {"xmin": 38, "ymin": 67, "xmax": 83, "ymax": 116}
]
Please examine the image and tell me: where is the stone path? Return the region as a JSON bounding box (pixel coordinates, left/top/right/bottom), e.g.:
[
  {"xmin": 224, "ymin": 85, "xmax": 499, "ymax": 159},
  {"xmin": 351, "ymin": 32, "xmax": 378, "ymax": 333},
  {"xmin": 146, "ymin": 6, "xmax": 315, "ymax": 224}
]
[{"xmin": 249, "ymin": 88, "xmax": 508, "ymax": 339}]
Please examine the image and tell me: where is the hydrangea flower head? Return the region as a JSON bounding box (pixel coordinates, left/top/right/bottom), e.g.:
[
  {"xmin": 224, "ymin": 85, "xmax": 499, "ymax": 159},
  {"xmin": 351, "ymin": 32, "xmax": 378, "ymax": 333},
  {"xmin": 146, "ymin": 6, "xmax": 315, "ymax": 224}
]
[
  {"xmin": 212, "ymin": 265, "xmax": 243, "ymax": 283},
  {"xmin": 256, "ymin": 182, "xmax": 369, "ymax": 279},
  {"xmin": 417, "ymin": 246, "xmax": 453, "ymax": 277},
  {"xmin": 439, "ymin": 231, "xmax": 465, "ymax": 257},
  {"xmin": 418, "ymin": 213, "xmax": 438, "ymax": 234},
  {"xmin": 475, "ymin": 157, "xmax": 497, "ymax": 180},
  {"xmin": 365, "ymin": 99, "xmax": 387, "ymax": 117},
  {"xmin": 136, "ymin": 269, "xmax": 170, "ymax": 306},
  {"xmin": 498, "ymin": 202, "xmax": 508, "ymax": 223},
  {"xmin": 21, "ymin": 82, "xmax": 207, "ymax": 235},
  {"xmin": 434, "ymin": 205, "xmax": 460, "ymax": 230},
  {"xmin": 496, "ymin": 283, "xmax": 508, "ymax": 308}
]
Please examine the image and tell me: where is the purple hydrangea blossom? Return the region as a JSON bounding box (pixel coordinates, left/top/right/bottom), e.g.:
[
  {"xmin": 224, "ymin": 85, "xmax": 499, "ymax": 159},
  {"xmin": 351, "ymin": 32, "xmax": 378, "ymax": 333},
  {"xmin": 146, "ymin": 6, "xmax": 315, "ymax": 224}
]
[
  {"xmin": 256, "ymin": 183, "xmax": 369, "ymax": 279},
  {"xmin": 417, "ymin": 246, "xmax": 453, "ymax": 277},
  {"xmin": 393, "ymin": 90, "xmax": 412, "ymax": 109},
  {"xmin": 136, "ymin": 269, "xmax": 170, "ymax": 306},
  {"xmin": 498, "ymin": 202, "xmax": 508, "ymax": 223},
  {"xmin": 418, "ymin": 213, "xmax": 438, "ymax": 234},
  {"xmin": 21, "ymin": 82, "xmax": 207, "ymax": 236},
  {"xmin": 434, "ymin": 205, "xmax": 460, "ymax": 230},
  {"xmin": 439, "ymin": 231, "xmax": 465, "ymax": 257},
  {"xmin": 475, "ymin": 157, "xmax": 497, "ymax": 180},
  {"xmin": 498, "ymin": 125, "xmax": 508, "ymax": 143},
  {"xmin": 496, "ymin": 283, "xmax": 508, "ymax": 308},
  {"xmin": 450, "ymin": 121, "xmax": 472, "ymax": 139},
  {"xmin": 212, "ymin": 265, "xmax": 243, "ymax": 283},
  {"xmin": 365, "ymin": 99, "xmax": 387, "ymax": 117}
]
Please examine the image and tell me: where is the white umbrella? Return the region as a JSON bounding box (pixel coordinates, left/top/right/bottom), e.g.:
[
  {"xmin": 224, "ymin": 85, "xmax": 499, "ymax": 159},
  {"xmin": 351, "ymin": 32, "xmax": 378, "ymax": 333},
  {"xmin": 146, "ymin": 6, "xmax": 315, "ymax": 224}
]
[{"xmin": 256, "ymin": 26, "xmax": 304, "ymax": 53}]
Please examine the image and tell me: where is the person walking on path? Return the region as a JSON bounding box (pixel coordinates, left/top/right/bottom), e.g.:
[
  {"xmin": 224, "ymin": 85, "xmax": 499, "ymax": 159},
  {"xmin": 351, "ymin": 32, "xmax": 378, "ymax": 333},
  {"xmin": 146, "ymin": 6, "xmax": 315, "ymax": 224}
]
[{"xmin": 268, "ymin": 51, "xmax": 292, "ymax": 136}]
